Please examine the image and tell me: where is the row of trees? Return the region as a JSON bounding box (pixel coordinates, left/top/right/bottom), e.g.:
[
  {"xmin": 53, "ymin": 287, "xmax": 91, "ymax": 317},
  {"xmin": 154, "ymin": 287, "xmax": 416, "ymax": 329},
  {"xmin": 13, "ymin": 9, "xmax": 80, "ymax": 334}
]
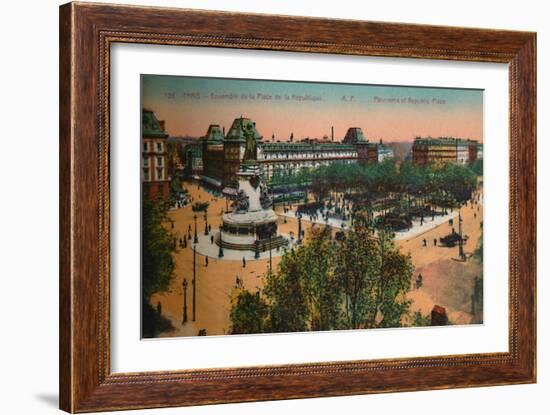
[
  {"xmin": 229, "ymin": 212, "xmax": 414, "ymax": 334},
  {"xmin": 310, "ymin": 159, "xmax": 480, "ymax": 207}
]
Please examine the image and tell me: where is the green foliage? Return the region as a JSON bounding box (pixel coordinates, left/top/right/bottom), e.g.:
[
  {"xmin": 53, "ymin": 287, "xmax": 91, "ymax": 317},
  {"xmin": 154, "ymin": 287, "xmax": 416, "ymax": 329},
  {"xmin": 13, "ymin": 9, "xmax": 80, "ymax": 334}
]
[
  {"xmin": 309, "ymin": 159, "xmax": 478, "ymax": 207},
  {"xmin": 411, "ymin": 311, "xmax": 431, "ymax": 327},
  {"xmin": 141, "ymin": 196, "xmax": 177, "ymax": 337},
  {"xmin": 142, "ymin": 298, "xmax": 174, "ymax": 337},
  {"xmin": 471, "ymin": 275, "xmax": 484, "ymax": 324},
  {"xmin": 336, "ymin": 213, "xmax": 413, "ymax": 329},
  {"xmin": 267, "ymin": 227, "xmax": 341, "ymax": 331},
  {"xmin": 470, "ymin": 159, "xmax": 483, "ymax": 176},
  {"xmin": 229, "ymin": 215, "xmax": 414, "ymax": 334},
  {"xmin": 142, "ymin": 197, "xmax": 176, "ymax": 299},
  {"xmin": 229, "ymin": 288, "xmax": 270, "ymax": 334}
]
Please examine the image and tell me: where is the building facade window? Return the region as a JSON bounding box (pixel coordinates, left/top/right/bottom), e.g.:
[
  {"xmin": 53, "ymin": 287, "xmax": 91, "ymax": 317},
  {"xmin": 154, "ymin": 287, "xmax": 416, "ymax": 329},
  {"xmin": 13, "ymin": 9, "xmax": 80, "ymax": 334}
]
[
  {"xmin": 143, "ymin": 168, "xmax": 150, "ymax": 181},
  {"xmin": 156, "ymin": 142, "xmax": 163, "ymax": 152},
  {"xmin": 157, "ymin": 167, "xmax": 163, "ymax": 180},
  {"xmin": 143, "ymin": 142, "xmax": 148, "ymax": 152}
]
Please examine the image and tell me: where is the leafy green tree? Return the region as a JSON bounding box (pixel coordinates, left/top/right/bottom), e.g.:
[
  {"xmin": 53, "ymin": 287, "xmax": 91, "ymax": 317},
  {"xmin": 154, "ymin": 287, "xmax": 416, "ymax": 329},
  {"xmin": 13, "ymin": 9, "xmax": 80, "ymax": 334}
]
[
  {"xmin": 141, "ymin": 196, "xmax": 177, "ymax": 336},
  {"xmin": 142, "ymin": 197, "xmax": 176, "ymax": 298},
  {"xmin": 335, "ymin": 212, "xmax": 413, "ymax": 329},
  {"xmin": 293, "ymin": 227, "xmax": 341, "ymax": 331},
  {"xmin": 229, "ymin": 288, "xmax": 270, "ymax": 334}
]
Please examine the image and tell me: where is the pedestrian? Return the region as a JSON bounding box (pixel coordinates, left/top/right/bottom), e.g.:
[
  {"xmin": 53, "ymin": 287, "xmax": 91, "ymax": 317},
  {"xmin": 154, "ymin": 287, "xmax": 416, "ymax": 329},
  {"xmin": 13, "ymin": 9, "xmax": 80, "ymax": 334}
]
[
  {"xmin": 210, "ymin": 235, "xmax": 214, "ymax": 244},
  {"xmin": 434, "ymin": 238, "xmax": 437, "ymax": 247},
  {"xmin": 208, "ymin": 224, "xmax": 211, "ymax": 233},
  {"xmin": 242, "ymin": 257, "xmax": 246, "ymax": 268},
  {"xmin": 205, "ymin": 256, "xmax": 209, "ymax": 267},
  {"xmin": 423, "ymin": 238, "xmax": 427, "ymax": 247}
]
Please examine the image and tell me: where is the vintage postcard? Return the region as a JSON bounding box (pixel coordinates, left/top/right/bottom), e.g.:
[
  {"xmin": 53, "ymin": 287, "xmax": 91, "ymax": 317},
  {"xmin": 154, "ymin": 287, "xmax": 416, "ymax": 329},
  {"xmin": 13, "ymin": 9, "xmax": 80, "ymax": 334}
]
[{"xmin": 140, "ymin": 75, "xmax": 483, "ymax": 338}]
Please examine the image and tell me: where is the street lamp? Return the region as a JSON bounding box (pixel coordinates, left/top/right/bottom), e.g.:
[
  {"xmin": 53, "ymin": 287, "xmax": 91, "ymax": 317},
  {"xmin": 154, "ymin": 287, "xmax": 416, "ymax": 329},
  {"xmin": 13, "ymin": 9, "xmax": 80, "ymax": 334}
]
[
  {"xmin": 268, "ymin": 232, "xmax": 272, "ymax": 273},
  {"xmin": 297, "ymin": 213, "xmax": 302, "ymax": 244},
  {"xmin": 193, "ymin": 214, "xmax": 198, "ymax": 244},
  {"xmin": 182, "ymin": 278, "xmax": 188, "ymax": 324},
  {"xmin": 458, "ymin": 209, "xmax": 465, "ymax": 261},
  {"xmin": 218, "ymin": 225, "xmax": 224, "ymax": 258},
  {"xmin": 254, "ymin": 238, "xmax": 260, "ymax": 259},
  {"xmin": 192, "ymin": 242, "xmax": 197, "ymax": 321},
  {"xmin": 204, "ymin": 212, "xmax": 208, "ymax": 236}
]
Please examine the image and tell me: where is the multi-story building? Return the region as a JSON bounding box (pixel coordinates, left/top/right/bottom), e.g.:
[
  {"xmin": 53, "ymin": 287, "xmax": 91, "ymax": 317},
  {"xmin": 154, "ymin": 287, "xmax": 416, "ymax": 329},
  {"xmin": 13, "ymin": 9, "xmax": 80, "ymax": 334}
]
[
  {"xmin": 412, "ymin": 137, "xmax": 482, "ymax": 166},
  {"xmin": 201, "ymin": 124, "xmax": 225, "ymax": 185},
  {"xmin": 456, "ymin": 139, "xmax": 471, "ymax": 165},
  {"xmin": 367, "ymin": 140, "xmax": 395, "ymax": 163},
  {"xmin": 142, "ymin": 109, "xmax": 170, "ymax": 200},
  {"xmin": 184, "ymin": 144, "xmax": 204, "ymax": 178},
  {"xmin": 196, "ymin": 117, "xmax": 391, "ymax": 188},
  {"xmin": 476, "ymin": 143, "xmax": 483, "ymax": 160}
]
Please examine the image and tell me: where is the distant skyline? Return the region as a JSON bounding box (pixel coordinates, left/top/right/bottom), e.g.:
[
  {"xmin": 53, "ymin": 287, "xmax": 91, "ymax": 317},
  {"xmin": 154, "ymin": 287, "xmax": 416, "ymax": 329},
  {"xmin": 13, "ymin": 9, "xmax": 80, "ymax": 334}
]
[{"xmin": 142, "ymin": 75, "xmax": 483, "ymax": 142}]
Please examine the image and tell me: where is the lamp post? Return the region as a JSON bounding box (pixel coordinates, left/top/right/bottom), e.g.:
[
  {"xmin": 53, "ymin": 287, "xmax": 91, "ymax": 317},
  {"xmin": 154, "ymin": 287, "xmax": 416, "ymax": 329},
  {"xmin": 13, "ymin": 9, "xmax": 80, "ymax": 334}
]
[
  {"xmin": 458, "ymin": 209, "xmax": 465, "ymax": 261},
  {"xmin": 268, "ymin": 232, "xmax": 272, "ymax": 273},
  {"xmin": 218, "ymin": 225, "xmax": 224, "ymax": 258},
  {"xmin": 297, "ymin": 213, "xmax": 302, "ymax": 244},
  {"xmin": 204, "ymin": 212, "xmax": 208, "ymax": 236},
  {"xmin": 254, "ymin": 238, "xmax": 260, "ymax": 259},
  {"xmin": 192, "ymin": 243, "xmax": 197, "ymax": 321},
  {"xmin": 182, "ymin": 278, "xmax": 188, "ymax": 324},
  {"xmin": 193, "ymin": 214, "xmax": 198, "ymax": 244}
]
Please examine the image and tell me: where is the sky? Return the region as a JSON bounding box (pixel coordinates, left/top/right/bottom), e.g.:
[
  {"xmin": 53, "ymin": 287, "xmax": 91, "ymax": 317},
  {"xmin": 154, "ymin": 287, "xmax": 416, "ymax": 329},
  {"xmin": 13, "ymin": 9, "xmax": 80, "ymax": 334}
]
[{"xmin": 141, "ymin": 75, "xmax": 483, "ymax": 142}]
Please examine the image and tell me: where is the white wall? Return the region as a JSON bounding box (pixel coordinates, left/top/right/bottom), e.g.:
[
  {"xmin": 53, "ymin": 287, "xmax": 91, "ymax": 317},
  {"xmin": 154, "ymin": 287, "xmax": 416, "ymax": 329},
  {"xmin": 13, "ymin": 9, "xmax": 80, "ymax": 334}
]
[{"xmin": 0, "ymin": 0, "xmax": 547, "ymax": 414}]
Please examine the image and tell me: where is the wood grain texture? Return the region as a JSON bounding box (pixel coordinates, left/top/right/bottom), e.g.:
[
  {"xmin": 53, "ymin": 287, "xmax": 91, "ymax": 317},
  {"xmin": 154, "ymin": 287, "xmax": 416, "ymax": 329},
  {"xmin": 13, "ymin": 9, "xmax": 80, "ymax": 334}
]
[{"xmin": 59, "ymin": 2, "xmax": 536, "ymax": 412}]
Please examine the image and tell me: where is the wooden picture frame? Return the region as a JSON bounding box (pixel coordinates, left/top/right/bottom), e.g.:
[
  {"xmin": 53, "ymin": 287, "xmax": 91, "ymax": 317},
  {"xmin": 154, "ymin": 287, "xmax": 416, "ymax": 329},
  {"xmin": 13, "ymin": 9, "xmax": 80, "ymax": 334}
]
[{"xmin": 59, "ymin": 2, "xmax": 536, "ymax": 412}]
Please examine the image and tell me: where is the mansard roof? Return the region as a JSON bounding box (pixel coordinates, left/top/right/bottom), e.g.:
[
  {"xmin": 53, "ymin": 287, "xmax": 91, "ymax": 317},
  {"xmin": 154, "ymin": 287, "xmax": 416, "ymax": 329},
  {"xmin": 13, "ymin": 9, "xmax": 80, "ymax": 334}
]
[
  {"xmin": 225, "ymin": 117, "xmax": 263, "ymax": 142},
  {"xmin": 413, "ymin": 137, "xmax": 479, "ymax": 146},
  {"xmin": 343, "ymin": 127, "xmax": 367, "ymax": 144},
  {"xmin": 202, "ymin": 124, "xmax": 225, "ymax": 142},
  {"xmin": 142, "ymin": 108, "xmax": 168, "ymax": 138},
  {"xmin": 262, "ymin": 141, "xmax": 356, "ymax": 152}
]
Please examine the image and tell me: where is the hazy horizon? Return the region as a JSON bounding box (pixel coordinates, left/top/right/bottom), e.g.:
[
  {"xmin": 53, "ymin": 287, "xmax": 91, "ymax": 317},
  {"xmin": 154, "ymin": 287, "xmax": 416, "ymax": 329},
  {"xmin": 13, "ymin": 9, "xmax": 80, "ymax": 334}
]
[{"xmin": 142, "ymin": 75, "xmax": 483, "ymax": 143}]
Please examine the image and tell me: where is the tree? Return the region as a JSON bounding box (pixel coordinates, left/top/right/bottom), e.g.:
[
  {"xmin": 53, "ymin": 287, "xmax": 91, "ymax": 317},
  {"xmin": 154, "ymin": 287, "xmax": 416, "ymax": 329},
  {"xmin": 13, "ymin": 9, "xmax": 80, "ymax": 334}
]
[
  {"xmin": 229, "ymin": 288, "xmax": 269, "ymax": 334},
  {"xmin": 141, "ymin": 196, "xmax": 177, "ymax": 336},
  {"xmin": 142, "ymin": 197, "xmax": 176, "ymax": 299},
  {"xmin": 228, "ymin": 209, "xmax": 415, "ymax": 335},
  {"xmin": 264, "ymin": 250, "xmax": 309, "ymax": 333},
  {"xmin": 335, "ymin": 212, "xmax": 413, "ymax": 329}
]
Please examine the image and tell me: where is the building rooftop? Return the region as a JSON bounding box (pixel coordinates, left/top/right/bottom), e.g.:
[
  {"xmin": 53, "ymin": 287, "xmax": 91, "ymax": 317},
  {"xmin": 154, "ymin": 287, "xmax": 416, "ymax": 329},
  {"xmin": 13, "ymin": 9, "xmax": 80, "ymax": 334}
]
[
  {"xmin": 202, "ymin": 124, "xmax": 225, "ymax": 143},
  {"xmin": 343, "ymin": 127, "xmax": 368, "ymax": 144},
  {"xmin": 413, "ymin": 137, "xmax": 479, "ymax": 146},
  {"xmin": 262, "ymin": 141, "xmax": 356, "ymax": 152},
  {"xmin": 225, "ymin": 117, "xmax": 263, "ymax": 142},
  {"xmin": 142, "ymin": 109, "xmax": 168, "ymax": 138}
]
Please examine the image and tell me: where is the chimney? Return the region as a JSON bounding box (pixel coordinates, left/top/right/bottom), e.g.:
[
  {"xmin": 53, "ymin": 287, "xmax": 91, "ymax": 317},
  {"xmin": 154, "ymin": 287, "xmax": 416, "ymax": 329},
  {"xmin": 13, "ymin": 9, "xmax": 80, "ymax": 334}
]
[
  {"xmin": 223, "ymin": 126, "xmax": 225, "ymax": 136},
  {"xmin": 331, "ymin": 126, "xmax": 334, "ymax": 141},
  {"xmin": 290, "ymin": 132, "xmax": 294, "ymax": 142}
]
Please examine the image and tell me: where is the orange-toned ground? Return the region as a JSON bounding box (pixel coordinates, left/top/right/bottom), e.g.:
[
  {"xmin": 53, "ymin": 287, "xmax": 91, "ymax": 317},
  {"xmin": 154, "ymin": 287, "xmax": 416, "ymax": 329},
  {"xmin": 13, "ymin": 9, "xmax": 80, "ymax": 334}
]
[{"xmin": 150, "ymin": 182, "xmax": 483, "ymax": 337}]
